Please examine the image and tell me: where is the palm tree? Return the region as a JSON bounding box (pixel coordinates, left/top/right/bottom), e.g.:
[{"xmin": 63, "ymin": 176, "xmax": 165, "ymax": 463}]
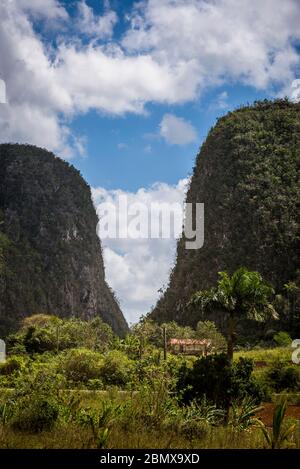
[{"xmin": 189, "ymin": 267, "xmax": 277, "ymax": 363}]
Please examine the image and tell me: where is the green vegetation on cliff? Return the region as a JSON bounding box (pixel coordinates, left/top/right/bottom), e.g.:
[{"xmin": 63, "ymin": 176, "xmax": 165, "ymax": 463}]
[
  {"xmin": 0, "ymin": 144, "xmax": 128, "ymax": 336},
  {"xmin": 151, "ymin": 100, "xmax": 300, "ymax": 339}
]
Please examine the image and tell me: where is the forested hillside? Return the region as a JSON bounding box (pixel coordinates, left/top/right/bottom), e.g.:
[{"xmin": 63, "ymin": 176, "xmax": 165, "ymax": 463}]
[
  {"xmin": 151, "ymin": 100, "xmax": 300, "ymax": 336},
  {"xmin": 0, "ymin": 144, "xmax": 128, "ymax": 336}
]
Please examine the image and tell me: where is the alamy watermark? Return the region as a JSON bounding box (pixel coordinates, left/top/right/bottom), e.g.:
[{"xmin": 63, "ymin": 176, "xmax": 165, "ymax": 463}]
[
  {"xmin": 291, "ymin": 339, "xmax": 300, "ymax": 364},
  {"xmin": 0, "ymin": 78, "xmax": 6, "ymax": 104},
  {"xmin": 0, "ymin": 339, "xmax": 6, "ymax": 363},
  {"xmin": 96, "ymin": 197, "xmax": 204, "ymax": 249}
]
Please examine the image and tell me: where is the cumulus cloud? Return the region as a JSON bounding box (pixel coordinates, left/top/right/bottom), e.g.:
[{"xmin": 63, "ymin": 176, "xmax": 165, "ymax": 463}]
[
  {"xmin": 123, "ymin": 0, "xmax": 300, "ymax": 90},
  {"xmin": 160, "ymin": 114, "xmax": 198, "ymax": 145},
  {"xmin": 1, "ymin": 0, "xmax": 300, "ymax": 157},
  {"xmin": 92, "ymin": 178, "xmax": 189, "ymax": 324},
  {"xmin": 17, "ymin": 0, "xmax": 68, "ymax": 19},
  {"xmin": 0, "ymin": 1, "xmax": 75, "ymax": 156},
  {"xmin": 76, "ymin": 1, "xmax": 117, "ymax": 39}
]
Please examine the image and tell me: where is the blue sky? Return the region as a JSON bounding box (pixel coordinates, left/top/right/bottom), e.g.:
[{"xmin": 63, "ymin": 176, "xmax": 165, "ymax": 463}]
[
  {"xmin": 0, "ymin": 0, "xmax": 300, "ymax": 324},
  {"xmin": 74, "ymin": 84, "xmax": 268, "ymax": 191}
]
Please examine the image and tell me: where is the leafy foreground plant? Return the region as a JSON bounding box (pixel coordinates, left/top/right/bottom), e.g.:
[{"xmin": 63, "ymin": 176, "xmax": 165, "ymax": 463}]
[
  {"xmin": 258, "ymin": 398, "xmax": 296, "ymax": 449},
  {"xmin": 0, "ymin": 368, "xmax": 68, "ymax": 433},
  {"xmin": 77, "ymin": 400, "xmax": 124, "ymax": 448},
  {"xmin": 229, "ymin": 397, "xmax": 263, "ymax": 431}
]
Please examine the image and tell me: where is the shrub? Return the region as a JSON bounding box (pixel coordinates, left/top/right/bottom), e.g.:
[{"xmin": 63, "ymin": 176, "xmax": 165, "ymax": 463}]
[
  {"xmin": 230, "ymin": 357, "xmax": 262, "ymax": 402},
  {"xmin": 229, "ymin": 397, "xmax": 263, "ymax": 431},
  {"xmin": 22, "ymin": 314, "xmax": 56, "ymax": 329},
  {"xmin": 10, "ymin": 397, "xmax": 59, "ymax": 433},
  {"xmin": 0, "ymin": 355, "xmax": 26, "ymax": 375},
  {"xmin": 8, "ymin": 369, "xmax": 62, "ymax": 433},
  {"xmin": 100, "ymin": 350, "xmax": 134, "ymax": 387},
  {"xmin": 7, "ymin": 316, "xmax": 114, "ymax": 355},
  {"xmin": 273, "ymin": 331, "xmax": 292, "ymax": 347},
  {"xmin": 86, "ymin": 379, "xmax": 104, "ymax": 390},
  {"xmin": 176, "ymin": 353, "xmax": 262, "ymax": 408},
  {"xmin": 266, "ymin": 360, "xmax": 300, "ymax": 392},
  {"xmin": 62, "ymin": 348, "xmax": 103, "ymax": 384}
]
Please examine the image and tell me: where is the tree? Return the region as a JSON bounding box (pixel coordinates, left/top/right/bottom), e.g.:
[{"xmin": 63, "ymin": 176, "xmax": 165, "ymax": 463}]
[
  {"xmin": 196, "ymin": 320, "xmax": 226, "ymax": 351},
  {"xmin": 189, "ymin": 267, "xmax": 277, "ymax": 363}
]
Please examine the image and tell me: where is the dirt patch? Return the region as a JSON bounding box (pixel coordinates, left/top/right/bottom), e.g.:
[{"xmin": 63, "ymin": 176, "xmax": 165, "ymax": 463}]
[
  {"xmin": 257, "ymin": 403, "xmax": 300, "ymax": 427},
  {"xmin": 254, "ymin": 361, "xmax": 268, "ymax": 368}
]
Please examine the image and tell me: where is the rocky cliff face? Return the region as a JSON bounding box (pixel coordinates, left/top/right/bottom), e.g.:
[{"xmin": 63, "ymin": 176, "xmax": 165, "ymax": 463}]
[
  {"xmin": 151, "ymin": 100, "xmax": 300, "ymax": 328},
  {"xmin": 0, "ymin": 144, "xmax": 128, "ymax": 336}
]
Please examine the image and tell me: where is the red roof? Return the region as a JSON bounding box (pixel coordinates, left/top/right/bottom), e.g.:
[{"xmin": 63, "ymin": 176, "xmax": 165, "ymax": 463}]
[{"xmin": 168, "ymin": 338, "xmax": 211, "ymax": 346}]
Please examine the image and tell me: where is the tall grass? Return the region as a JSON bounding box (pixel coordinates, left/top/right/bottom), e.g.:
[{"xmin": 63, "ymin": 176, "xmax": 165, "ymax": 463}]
[{"xmin": 1, "ymin": 384, "xmax": 297, "ymax": 449}]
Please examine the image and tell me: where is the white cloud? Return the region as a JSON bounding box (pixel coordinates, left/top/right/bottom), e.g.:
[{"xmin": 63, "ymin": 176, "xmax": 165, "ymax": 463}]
[
  {"xmin": 17, "ymin": 0, "xmax": 68, "ymax": 19},
  {"xmin": 76, "ymin": 1, "xmax": 117, "ymax": 39},
  {"xmin": 0, "ymin": 0, "xmax": 300, "ymax": 157},
  {"xmin": 160, "ymin": 114, "xmax": 198, "ymax": 145},
  {"xmin": 92, "ymin": 178, "xmax": 189, "ymax": 324},
  {"xmin": 213, "ymin": 91, "xmax": 229, "ymax": 110},
  {"xmin": 0, "ymin": 1, "xmax": 75, "ymax": 156},
  {"xmin": 123, "ymin": 0, "xmax": 300, "ymax": 90},
  {"xmin": 0, "ymin": 79, "xmax": 6, "ymax": 104},
  {"xmin": 55, "ymin": 45, "xmax": 194, "ymax": 114}
]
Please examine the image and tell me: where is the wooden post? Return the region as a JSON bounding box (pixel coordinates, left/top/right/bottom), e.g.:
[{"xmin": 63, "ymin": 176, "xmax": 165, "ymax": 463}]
[{"xmin": 163, "ymin": 326, "xmax": 167, "ymax": 360}]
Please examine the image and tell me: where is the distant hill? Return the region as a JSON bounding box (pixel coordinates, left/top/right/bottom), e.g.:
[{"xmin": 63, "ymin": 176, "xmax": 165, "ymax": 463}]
[
  {"xmin": 151, "ymin": 100, "xmax": 300, "ymax": 331},
  {"xmin": 0, "ymin": 144, "xmax": 128, "ymax": 337}
]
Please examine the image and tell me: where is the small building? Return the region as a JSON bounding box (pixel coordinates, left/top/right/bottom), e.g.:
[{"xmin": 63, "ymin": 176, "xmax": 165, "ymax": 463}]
[{"xmin": 168, "ymin": 338, "xmax": 211, "ymax": 356}]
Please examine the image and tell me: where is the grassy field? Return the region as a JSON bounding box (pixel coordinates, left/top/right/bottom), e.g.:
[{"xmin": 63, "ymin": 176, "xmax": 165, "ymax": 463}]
[
  {"xmin": 0, "ymin": 421, "xmax": 267, "ymax": 449},
  {"xmin": 0, "ymin": 390, "xmax": 300, "ymax": 449},
  {"xmin": 234, "ymin": 347, "xmax": 292, "ymax": 363},
  {"xmin": 0, "ymin": 346, "xmax": 299, "ymax": 449}
]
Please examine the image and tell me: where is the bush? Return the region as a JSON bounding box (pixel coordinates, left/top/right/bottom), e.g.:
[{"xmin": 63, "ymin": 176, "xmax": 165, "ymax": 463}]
[
  {"xmin": 7, "ymin": 369, "xmax": 62, "ymax": 433},
  {"xmin": 176, "ymin": 353, "xmax": 262, "ymax": 408},
  {"xmin": 7, "ymin": 315, "xmax": 114, "ymax": 355},
  {"xmin": 22, "ymin": 314, "xmax": 55, "ymax": 329},
  {"xmin": 86, "ymin": 379, "xmax": 104, "ymax": 390},
  {"xmin": 0, "ymin": 355, "xmax": 26, "ymax": 375},
  {"xmin": 62, "ymin": 348, "xmax": 103, "ymax": 384},
  {"xmin": 100, "ymin": 350, "xmax": 134, "ymax": 387},
  {"xmin": 266, "ymin": 360, "xmax": 300, "ymax": 392},
  {"xmin": 10, "ymin": 397, "xmax": 59, "ymax": 433},
  {"xmin": 273, "ymin": 331, "xmax": 292, "ymax": 347}
]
